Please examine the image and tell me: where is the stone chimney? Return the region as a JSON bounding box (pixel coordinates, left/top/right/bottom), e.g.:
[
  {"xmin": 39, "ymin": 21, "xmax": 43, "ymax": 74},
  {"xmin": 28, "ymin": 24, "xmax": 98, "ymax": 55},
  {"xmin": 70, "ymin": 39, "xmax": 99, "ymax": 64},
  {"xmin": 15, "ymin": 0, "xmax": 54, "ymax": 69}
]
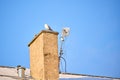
[{"xmin": 28, "ymin": 30, "xmax": 59, "ymax": 80}]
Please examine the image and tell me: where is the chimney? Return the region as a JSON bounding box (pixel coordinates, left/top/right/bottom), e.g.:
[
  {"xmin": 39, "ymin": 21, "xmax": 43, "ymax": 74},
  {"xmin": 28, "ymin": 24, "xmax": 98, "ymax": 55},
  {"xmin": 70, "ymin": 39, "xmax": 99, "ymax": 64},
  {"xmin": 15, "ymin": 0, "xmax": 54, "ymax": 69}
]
[
  {"xmin": 17, "ymin": 65, "xmax": 26, "ymax": 79},
  {"xmin": 28, "ymin": 30, "xmax": 59, "ymax": 80}
]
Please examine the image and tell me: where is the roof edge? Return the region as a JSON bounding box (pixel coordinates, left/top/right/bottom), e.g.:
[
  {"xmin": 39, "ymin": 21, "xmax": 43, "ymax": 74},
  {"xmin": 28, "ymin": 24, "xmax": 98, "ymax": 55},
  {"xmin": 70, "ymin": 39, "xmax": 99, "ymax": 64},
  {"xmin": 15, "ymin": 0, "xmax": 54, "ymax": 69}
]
[
  {"xmin": 60, "ymin": 72, "xmax": 120, "ymax": 79},
  {"xmin": 0, "ymin": 66, "xmax": 15, "ymax": 68}
]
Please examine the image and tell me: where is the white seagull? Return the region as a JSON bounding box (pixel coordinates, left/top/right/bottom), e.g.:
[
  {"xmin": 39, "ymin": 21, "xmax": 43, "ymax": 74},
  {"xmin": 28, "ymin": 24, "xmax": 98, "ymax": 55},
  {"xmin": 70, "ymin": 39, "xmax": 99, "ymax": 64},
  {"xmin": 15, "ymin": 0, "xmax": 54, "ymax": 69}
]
[{"xmin": 44, "ymin": 24, "xmax": 53, "ymax": 31}]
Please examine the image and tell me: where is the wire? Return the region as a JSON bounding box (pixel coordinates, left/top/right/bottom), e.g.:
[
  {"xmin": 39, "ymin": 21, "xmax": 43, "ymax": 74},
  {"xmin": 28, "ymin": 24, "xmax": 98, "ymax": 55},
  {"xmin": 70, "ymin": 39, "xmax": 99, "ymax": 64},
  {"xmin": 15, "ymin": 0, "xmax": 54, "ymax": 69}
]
[
  {"xmin": 60, "ymin": 56, "xmax": 67, "ymax": 73},
  {"xmin": 60, "ymin": 58, "xmax": 63, "ymax": 73}
]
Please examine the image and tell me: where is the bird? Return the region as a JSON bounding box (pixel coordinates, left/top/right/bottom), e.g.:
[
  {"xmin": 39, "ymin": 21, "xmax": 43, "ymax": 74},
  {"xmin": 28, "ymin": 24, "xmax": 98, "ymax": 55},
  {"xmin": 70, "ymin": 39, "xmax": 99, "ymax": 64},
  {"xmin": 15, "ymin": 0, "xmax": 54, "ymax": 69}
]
[{"xmin": 44, "ymin": 24, "xmax": 53, "ymax": 31}]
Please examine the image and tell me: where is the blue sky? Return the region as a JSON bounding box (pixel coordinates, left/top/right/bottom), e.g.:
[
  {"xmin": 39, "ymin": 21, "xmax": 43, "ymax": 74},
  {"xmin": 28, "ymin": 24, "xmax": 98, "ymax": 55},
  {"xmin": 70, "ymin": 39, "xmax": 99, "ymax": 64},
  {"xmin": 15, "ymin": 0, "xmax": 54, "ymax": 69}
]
[{"xmin": 0, "ymin": 0, "xmax": 120, "ymax": 78}]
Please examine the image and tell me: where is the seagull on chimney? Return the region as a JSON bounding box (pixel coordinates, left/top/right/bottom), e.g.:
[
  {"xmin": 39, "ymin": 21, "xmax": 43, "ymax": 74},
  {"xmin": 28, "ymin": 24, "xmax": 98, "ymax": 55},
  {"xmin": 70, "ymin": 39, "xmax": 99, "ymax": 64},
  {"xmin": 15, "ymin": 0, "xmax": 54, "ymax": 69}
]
[{"xmin": 44, "ymin": 24, "xmax": 53, "ymax": 31}]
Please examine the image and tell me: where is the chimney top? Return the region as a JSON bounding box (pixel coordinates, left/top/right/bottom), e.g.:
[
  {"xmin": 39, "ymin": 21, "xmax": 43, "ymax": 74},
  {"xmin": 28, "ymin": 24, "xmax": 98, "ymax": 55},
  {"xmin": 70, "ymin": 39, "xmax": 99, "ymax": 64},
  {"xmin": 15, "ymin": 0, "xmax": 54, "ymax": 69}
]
[{"xmin": 28, "ymin": 30, "xmax": 59, "ymax": 47}]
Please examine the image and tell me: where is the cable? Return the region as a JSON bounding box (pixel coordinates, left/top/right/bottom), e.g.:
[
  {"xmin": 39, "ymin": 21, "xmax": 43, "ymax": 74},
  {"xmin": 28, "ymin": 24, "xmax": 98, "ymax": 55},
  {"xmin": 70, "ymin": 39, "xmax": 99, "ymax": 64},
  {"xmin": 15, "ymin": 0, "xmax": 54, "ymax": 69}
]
[
  {"xmin": 60, "ymin": 58, "xmax": 63, "ymax": 73},
  {"xmin": 60, "ymin": 56, "xmax": 67, "ymax": 73}
]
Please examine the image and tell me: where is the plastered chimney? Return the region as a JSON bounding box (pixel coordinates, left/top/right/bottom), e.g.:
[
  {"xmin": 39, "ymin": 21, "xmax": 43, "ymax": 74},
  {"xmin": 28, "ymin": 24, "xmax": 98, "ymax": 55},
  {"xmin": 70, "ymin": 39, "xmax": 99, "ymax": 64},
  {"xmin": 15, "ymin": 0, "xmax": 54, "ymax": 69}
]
[{"xmin": 28, "ymin": 30, "xmax": 59, "ymax": 80}]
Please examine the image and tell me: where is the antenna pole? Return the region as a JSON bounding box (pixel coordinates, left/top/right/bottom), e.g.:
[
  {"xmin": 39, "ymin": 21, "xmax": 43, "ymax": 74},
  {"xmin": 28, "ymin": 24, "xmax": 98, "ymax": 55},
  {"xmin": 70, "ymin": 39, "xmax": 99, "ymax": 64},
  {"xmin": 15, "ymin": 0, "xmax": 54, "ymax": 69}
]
[
  {"xmin": 59, "ymin": 38, "xmax": 67, "ymax": 73},
  {"xmin": 60, "ymin": 40, "xmax": 64, "ymax": 57},
  {"xmin": 59, "ymin": 27, "xmax": 70, "ymax": 73},
  {"xmin": 59, "ymin": 39, "xmax": 63, "ymax": 72}
]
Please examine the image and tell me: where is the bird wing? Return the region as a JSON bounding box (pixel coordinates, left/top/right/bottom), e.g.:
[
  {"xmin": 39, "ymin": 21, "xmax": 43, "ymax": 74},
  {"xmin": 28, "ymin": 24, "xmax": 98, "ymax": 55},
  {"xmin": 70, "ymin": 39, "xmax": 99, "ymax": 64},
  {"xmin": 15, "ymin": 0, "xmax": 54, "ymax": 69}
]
[{"xmin": 44, "ymin": 24, "xmax": 53, "ymax": 31}]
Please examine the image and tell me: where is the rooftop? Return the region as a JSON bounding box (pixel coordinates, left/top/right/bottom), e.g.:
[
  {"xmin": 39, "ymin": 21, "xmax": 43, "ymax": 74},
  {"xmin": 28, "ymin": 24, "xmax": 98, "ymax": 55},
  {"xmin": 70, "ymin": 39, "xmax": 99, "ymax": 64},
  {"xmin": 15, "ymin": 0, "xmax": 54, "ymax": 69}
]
[{"xmin": 0, "ymin": 66, "xmax": 119, "ymax": 80}]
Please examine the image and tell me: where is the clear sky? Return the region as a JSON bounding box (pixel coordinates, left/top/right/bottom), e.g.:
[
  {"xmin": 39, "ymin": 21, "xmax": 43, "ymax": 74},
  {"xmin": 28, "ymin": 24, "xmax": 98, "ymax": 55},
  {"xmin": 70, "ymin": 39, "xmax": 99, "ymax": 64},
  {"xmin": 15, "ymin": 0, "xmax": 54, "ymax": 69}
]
[{"xmin": 0, "ymin": 0, "xmax": 120, "ymax": 78}]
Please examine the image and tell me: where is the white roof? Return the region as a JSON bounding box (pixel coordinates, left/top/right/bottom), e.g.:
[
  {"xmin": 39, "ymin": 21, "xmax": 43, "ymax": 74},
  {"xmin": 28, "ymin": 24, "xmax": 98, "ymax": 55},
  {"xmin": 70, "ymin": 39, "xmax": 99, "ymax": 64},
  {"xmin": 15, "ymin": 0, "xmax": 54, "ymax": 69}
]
[{"xmin": 0, "ymin": 66, "xmax": 119, "ymax": 80}]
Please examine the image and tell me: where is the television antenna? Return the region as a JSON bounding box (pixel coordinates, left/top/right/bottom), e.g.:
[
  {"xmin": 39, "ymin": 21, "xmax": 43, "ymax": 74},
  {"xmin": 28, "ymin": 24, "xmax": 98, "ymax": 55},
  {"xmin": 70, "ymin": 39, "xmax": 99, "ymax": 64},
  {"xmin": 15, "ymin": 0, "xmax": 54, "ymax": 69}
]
[{"xmin": 59, "ymin": 27, "xmax": 70, "ymax": 73}]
